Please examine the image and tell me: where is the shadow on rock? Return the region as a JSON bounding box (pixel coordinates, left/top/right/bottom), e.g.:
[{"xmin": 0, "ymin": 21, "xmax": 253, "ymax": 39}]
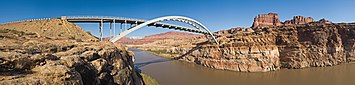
[{"xmin": 173, "ymin": 40, "xmax": 210, "ymax": 60}]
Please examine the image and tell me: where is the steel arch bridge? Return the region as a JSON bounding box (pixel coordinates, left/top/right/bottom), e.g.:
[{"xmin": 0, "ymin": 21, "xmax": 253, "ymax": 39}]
[{"xmin": 61, "ymin": 16, "xmax": 219, "ymax": 44}]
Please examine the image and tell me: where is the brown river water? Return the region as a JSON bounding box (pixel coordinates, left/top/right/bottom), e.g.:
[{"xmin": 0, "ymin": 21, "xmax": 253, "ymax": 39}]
[{"xmin": 131, "ymin": 48, "xmax": 355, "ymax": 85}]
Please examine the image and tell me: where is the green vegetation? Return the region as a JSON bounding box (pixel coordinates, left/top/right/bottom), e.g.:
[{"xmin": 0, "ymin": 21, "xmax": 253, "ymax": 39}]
[
  {"xmin": 145, "ymin": 49, "xmax": 180, "ymax": 59},
  {"xmin": 146, "ymin": 49, "xmax": 179, "ymax": 55},
  {"xmin": 0, "ymin": 29, "xmax": 36, "ymax": 36},
  {"xmin": 146, "ymin": 49, "xmax": 166, "ymax": 55},
  {"xmin": 141, "ymin": 73, "xmax": 159, "ymax": 85}
]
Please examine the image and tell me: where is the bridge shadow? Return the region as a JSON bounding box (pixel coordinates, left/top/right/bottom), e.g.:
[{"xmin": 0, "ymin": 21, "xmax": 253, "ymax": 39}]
[
  {"xmin": 173, "ymin": 40, "xmax": 210, "ymax": 60},
  {"xmin": 134, "ymin": 59, "xmax": 172, "ymax": 69},
  {"xmin": 133, "ymin": 40, "xmax": 211, "ymax": 70}
]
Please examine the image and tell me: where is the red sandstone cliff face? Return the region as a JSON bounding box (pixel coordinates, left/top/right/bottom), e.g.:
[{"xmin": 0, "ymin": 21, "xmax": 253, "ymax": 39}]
[
  {"xmin": 252, "ymin": 13, "xmax": 282, "ymax": 28},
  {"xmin": 252, "ymin": 13, "xmax": 317, "ymax": 28},
  {"xmin": 116, "ymin": 32, "xmax": 200, "ymax": 45}
]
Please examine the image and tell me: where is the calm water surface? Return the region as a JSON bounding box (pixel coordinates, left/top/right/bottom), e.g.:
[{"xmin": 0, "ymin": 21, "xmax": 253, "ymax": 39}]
[{"xmin": 130, "ymin": 48, "xmax": 355, "ymax": 85}]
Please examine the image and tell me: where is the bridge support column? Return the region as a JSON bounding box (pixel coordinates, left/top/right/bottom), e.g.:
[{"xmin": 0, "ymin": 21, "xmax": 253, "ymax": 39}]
[
  {"xmin": 113, "ymin": 19, "xmax": 116, "ymax": 37},
  {"xmin": 124, "ymin": 20, "xmax": 127, "ymax": 31},
  {"xmin": 110, "ymin": 22, "xmax": 112, "ymax": 37},
  {"xmin": 99, "ymin": 19, "xmax": 103, "ymax": 41},
  {"xmin": 120, "ymin": 23, "xmax": 122, "ymax": 34}
]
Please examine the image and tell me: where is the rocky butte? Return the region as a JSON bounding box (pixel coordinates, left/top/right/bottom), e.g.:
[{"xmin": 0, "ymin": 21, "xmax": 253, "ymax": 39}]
[
  {"xmin": 0, "ymin": 19, "xmax": 144, "ymax": 84},
  {"xmin": 131, "ymin": 13, "xmax": 355, "ymax": 72},
  {"xmin": 252, "ymin": 13, "xmax": 282, "ymax": 28},
  {"xmin": 252, "ymin": 13, "xmax": 315, "ymax": 28}
]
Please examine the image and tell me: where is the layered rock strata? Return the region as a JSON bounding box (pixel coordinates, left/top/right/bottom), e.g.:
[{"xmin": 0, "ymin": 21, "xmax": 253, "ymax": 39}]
[
  {"xmin": 284, "ymin": 16, "xmax": 314, "ymax": 25},
  {"xmin": 252, "ymin": 13, "xmax": 282, "ymax": 28},
  {"xmin": 0, "ymin": 19, "xmax": 143, "ymax": 85},
  {"xmin": 136, "ymin": 22, "xmax": 354, "ymax": 72},
  {"xmin": 252, "ymin": 13, "xmax": 316, "ymax": 28},
  {"xmin": 273, "ymin": 23, "xmax": 347, "ymax": 68},
  {"xmin": 169, "ymin": 28, "xmax": 281, "ymax": 72}
]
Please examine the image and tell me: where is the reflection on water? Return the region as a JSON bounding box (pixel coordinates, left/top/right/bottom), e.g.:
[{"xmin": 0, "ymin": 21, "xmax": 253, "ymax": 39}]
[{"xmin": 130, "ymin": 48, "xmax": 355, "ymax": 85}]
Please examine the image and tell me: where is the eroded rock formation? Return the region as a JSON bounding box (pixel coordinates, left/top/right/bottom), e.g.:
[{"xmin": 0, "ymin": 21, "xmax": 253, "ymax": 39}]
[
  {"xmin": 252, "ymin": 13, "xmax": 316, "ymax": 28},
  {"xmin": 317, "ymin": 18, "xmax": 332, "ymax": 24},
  {"xmin": 274, "ymin": 23, "xmax": 347, "ymax": 68},
  {"xmin": 284, "ymin": 16, "xmax": 314, "ymax": 25},
  {"xmin": 252, "ymin": 13, "xmax": 282, "ymax": 28},
  {"xmin": 169, "ymin": 28, "xmax": 281, "ymax": 72},
  {"xmin": 0, "ymin": 19, "xmax": 143, "ymax": 85}
]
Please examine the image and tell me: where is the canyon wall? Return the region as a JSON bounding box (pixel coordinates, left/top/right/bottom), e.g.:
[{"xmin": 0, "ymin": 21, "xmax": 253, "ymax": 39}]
[
  {"xmin": 168, "ymin": 28, "xmax": 280, "ymax": 72},
  {"xmin": 0, "ymin": 19, "xmax": 143, "ymax": 85},
  {"xmin": 136, "ymin": 13, "xmax": 355, "ymax": 72},
  {"xmin": 337, "ymin": 23, "xmax": 355, "ymax": 61},
  {"xmin": 273, "ymin": 23, "xmax": 347, "ymax": 68}
]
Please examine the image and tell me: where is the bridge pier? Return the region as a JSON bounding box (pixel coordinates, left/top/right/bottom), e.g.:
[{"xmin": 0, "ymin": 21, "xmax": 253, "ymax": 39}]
[
  {"xmin": 110, "ymin": 22, "xmax": 112, "ymax": 37},
  {"xmin": 113, "ymin": 19, "xmax": 116, "ymax": 37},
  {"xmin": 124, "ymin": 20, "xmax": 127, "ymax": 31},
  {"xmin": 120, "ymin": 23, "xmax": 123, "ymax": 34},
  {"xmin": 99, "ymin": 19, "xmax": 103, "ymax": 41}
]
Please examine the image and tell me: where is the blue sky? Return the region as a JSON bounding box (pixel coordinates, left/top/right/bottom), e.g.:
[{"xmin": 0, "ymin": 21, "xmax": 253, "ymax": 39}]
[{"xmin": 1, "ymin": 0, "xmax": 355, "ymax": 37}]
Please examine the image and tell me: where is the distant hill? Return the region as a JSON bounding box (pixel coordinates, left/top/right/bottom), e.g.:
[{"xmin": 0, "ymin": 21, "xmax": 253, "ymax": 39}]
[
  {"xmin": 0, "ymin": 19, "xmax": 97, "ymax": 41},
  {"xmin": 107, "ymin": 31, "xmax": 201, "ymax": 45}
]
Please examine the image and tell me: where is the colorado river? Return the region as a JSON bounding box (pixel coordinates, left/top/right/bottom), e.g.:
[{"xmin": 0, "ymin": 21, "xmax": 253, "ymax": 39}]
[{"xmin": 131, "ymin": 48, "xmax": 355, "ymax": 85}]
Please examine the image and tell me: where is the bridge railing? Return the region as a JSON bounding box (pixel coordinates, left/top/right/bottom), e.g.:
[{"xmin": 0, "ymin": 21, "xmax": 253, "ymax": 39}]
[
  {"xmin": 4, "ymin": 18, "xmax": 53, "ymax": 24},
  {"xmin": 4, "ymin": 16, "xmax": 209, "ymax": 34},
  {"xmin": 65, "ymin": 16, "xmax": 146, "ymax": 22}
]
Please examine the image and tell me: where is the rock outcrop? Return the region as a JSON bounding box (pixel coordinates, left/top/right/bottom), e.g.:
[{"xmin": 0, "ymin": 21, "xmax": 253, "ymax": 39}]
[
  {"xmin": 168, "ymin": 28, "xmax": 280, "ymax": 72},
  {"xmin": 252, "ymin": 13, "xmax": 282, "ymax": 28},
  {"xmin": 0, "ymin": 19, "xmax": 143, "ymax": 85},
  {"xmin": 317, "ymin": 18, "xmax": 332, "ymax": 24},
  {"xmin": 252, "ymin": 13, "xmax": 316, "ymax": 28},
  {"xmin": 336, "ymin": 23, "xmax": 355, "ymax": 61},
  {"xmin": 273, "ymin": 23, "xmax": 346, "ymax": 68},
  {"xmin": 284, "ymin": 16, "xmax": 314, "ymax": 25}
]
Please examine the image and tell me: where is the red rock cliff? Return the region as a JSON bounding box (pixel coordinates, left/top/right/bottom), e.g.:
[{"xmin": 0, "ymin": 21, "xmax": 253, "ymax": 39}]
[
  {"xmin": 252, "ymin": 13, "xmax": 282, "ymax": 28},
  {"xmin": 284, "ymin": 16, "xmax": 314, "ymax": 25},
  {"xmin": 252, "ymin": 13, "xmax": 316, "ymax": 28}
]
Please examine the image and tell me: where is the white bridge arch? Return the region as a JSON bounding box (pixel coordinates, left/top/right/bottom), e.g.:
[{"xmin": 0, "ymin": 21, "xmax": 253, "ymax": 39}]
[
  {"xmin": 109, "ymin": 16, "xmax": 218, "ymax": 44},
  {"xmin": 62, "ymin": 16, "xmax": 219, "ymax": 44}
]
